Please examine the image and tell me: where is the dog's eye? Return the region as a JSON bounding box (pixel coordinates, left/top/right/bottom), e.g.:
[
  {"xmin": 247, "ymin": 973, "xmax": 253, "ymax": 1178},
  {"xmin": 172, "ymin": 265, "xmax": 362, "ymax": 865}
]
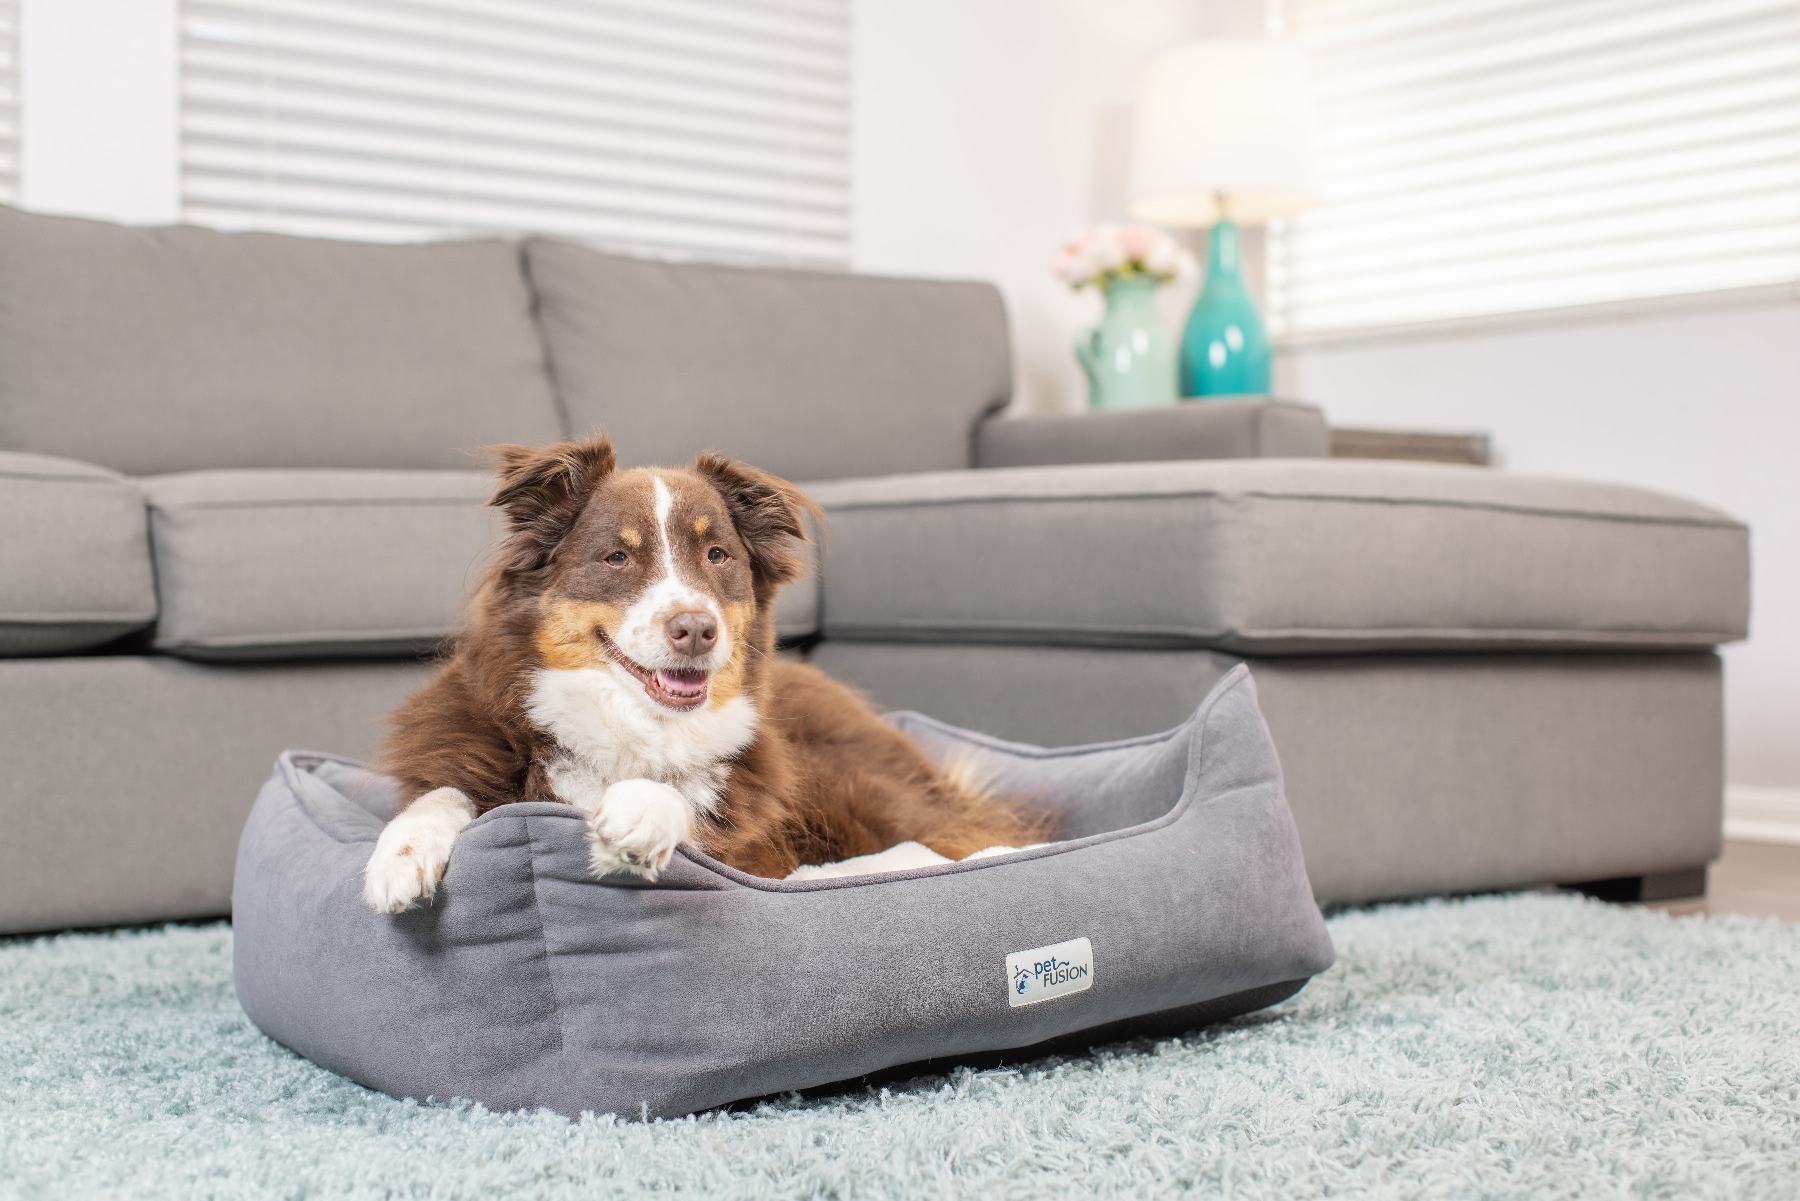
[
  {"xmin": 604, "ymin": 551, "xmax": 628, "ymax": 567},
  {"xmin": 707, "ymin": 547, "xmax": 728, "ymax": 564}
]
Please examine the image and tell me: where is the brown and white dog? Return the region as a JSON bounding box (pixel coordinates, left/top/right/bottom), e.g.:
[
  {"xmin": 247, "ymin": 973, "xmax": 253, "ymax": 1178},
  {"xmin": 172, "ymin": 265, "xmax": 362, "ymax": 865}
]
[{"xmin": 362, "ymin": 434, "xmax": 1051, "ymax": 912}]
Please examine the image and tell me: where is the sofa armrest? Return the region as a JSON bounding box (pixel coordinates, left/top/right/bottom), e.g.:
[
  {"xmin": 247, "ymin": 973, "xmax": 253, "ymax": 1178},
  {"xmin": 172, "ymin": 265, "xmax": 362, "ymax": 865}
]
[
  {"xmin": 974, "ymin": 399, "xmax": 1328, "ymax": 469},
  {"xmin": 0, "ymin": 451, "xmax": 158, "ymax": 655}
]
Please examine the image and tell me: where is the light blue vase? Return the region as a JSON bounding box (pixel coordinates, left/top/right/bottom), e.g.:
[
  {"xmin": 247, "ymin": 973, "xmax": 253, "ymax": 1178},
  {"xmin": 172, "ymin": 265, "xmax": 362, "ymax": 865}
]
[
  {"xmin": 1181, "ymin": 220, "xmax": 1271, "ymax": 398},
  {"xmin": 1076, "ymin": 275, "xmax": 1179, "ymax": 411}
]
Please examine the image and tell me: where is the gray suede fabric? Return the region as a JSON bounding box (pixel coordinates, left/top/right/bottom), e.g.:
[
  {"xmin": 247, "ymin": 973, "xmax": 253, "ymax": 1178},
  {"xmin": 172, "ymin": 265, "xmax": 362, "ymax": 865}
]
[
  {"xmin": 525, "ymin": 238, "xmax": 1012, "ymax": 482},
  {"xmin": 975, "ymin": 400, "xmax": 1329, "ymax": 468},
  {"xmin": 0, "ymin": 655, "xmax": 432, "ymax": 934},
  {"xmin": 142, "ymin": 470, "xmax": 502, "ymax": 660},
  {"xmin": 0, "ymin": 453, "xmax": 158, "ymax": 655},
  {"xmin": 141, "ymin": 468, "xmax": 820, "ymax": 659},
  {"xmin": 232, "ymin": 665, "xmax": 1334, "ymax": 1118},
  {"xmin": 0, "ymin": 206, "xmax": 563, "ymax": 474},
  {"xmin": 806, "ymin": 459, "xmax": 1750, "ymax": 652},
  {"xmin": 810, "ymin": 642, "xmax": 1725, "ymax": 906}
]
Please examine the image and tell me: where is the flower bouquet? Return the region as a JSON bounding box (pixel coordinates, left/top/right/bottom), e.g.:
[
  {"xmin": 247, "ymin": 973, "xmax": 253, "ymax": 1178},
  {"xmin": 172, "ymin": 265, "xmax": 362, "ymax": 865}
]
[{"xmin": 1052, "ymin": 223, "xmax": 1195, "ymax": 290}]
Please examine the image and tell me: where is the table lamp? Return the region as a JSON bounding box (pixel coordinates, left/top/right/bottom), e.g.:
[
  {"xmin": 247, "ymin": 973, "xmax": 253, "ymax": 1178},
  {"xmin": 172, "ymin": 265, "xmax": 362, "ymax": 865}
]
[{"xmin": 1128, "ymin": 38, "xmax": 1317, "ymax": 397}]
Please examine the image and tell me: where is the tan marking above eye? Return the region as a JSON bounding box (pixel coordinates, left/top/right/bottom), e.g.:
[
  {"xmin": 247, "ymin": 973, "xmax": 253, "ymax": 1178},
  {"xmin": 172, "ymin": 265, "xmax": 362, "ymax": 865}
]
[
  {"xmin": 692, "ymin": 515, "xmax": 711, "ymax": 536},
  {"xmin": 620, "ymin": 527, "xmax": 642, "ymax": 549}
]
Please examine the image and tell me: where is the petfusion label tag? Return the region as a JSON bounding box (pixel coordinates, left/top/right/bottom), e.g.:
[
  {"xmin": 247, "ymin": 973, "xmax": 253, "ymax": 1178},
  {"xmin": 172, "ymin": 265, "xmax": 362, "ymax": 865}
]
[{"xmin": 1006, "ymin": 937, "xmax": 1093, "ymax": 1007}]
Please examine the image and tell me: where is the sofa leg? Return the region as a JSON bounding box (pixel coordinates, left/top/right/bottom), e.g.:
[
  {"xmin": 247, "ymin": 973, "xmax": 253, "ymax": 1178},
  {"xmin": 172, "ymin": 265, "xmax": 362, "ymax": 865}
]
[{"xmin": 1567, "ymin": 866, "xmax": 1708, "ymax": 903}]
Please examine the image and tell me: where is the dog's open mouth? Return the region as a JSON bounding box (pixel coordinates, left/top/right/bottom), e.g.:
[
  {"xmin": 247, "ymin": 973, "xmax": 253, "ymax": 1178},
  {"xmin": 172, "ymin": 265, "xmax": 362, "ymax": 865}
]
[{"xmin": 602, "ymin": 636, "xmax": 710, "ymax": 711}]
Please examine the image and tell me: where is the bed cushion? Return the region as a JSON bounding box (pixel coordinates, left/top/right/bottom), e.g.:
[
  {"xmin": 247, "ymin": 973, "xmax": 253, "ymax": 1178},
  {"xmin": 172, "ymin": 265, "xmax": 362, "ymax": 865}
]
[
  {"xmin": 231, "ymin": 665, "xmax": 1334, "ymax": 1118},
  {"xmin": 0, "ymin": 452, "xmax": 158, "ymax": 655},
  {"xmin": 805, "ymin": 458, "xmax": 1750, "ymax": 653}
]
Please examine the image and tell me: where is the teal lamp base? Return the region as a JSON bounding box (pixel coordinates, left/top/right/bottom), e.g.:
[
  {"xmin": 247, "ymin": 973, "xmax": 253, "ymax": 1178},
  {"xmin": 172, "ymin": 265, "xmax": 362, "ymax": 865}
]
[{"xmin": 1180, "ymin": 219, "xmax": 1271, "ymax": 397}]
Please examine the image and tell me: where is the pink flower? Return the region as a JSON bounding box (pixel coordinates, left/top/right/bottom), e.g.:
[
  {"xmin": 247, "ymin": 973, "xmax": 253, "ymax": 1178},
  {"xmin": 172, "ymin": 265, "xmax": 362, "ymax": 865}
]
[{"xmin": 1119, "ymin": 224, "xmax": 1158, "ymax": 260}]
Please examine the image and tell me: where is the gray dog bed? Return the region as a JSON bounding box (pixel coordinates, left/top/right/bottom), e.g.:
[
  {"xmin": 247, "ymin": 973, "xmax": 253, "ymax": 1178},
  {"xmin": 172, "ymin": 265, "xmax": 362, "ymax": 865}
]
[{"xmin": 232, "ymin": 664, "xmax": 1335, "ymax": 1118}]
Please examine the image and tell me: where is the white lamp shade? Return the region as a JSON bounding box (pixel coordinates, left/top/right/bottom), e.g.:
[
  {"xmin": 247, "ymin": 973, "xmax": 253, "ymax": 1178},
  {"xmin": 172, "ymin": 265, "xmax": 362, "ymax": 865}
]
[{"xmin": 1128, "ymin": 38, "xmax": 1317, "ymax": 227}]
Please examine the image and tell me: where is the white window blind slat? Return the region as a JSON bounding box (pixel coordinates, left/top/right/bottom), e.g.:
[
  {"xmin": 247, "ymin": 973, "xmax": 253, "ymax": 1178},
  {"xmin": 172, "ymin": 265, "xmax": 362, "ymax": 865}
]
[
  {"xmin": 180, "ymin": 143, "xmax": 849, "ymax": 234},
  {"xmin": 1286, "ymin": 155, "xmax": 1800, "ymax": 258},
  {"xmin": 1270, "ymin": 0, "xmax": 1800, "ymax": 336},
  {"xmin": 186, "ymin": 0, "xmax": 849, "ymax": 111},
  {"xmin": 180, "ymin": 0, "xmax": 850, "ymax": 268},
  {"xmin": 180, "ymin": 67, "xmax": 849, "ymax": 171},
  {"xmin": 179, "ymin": 42, "xmax": 848, "ymax": 141},
  {"xmin": 180, "ymin": 105, "xmax": 849, "ymax": 200}
]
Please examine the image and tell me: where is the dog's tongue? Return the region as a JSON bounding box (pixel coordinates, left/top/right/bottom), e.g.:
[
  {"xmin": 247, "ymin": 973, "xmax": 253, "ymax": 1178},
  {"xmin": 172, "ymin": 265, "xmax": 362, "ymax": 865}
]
[{"xmin": 656, "ymin": 668, "xmax": 709, "ymax": 697}]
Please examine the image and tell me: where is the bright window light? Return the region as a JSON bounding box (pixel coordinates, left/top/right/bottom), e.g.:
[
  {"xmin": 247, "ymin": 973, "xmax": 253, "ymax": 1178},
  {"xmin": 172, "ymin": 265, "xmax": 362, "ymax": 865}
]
[{"xmin": 1268, "ymin": 0, "xmax": 1800, "ymax": 336}]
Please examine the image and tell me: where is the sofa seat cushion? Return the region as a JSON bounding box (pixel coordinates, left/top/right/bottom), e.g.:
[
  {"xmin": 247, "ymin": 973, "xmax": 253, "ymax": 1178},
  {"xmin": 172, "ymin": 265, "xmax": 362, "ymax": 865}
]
[
  {"xmin": 143, "ymin": 469, "xmax": 823, "ymax": 662},
  {"xmin": 0, "ymin": 453, "xmax": 158, "ymax": 655},
  {"xmin": 806, "ymin": 459, "xmax": 1749, "ymax": 653},
  {"xmin": 0, "ymin": 206, "xmax": 565, "ymax": 475},
  {"xmin": 143, "ymin": 470, "xmax": 500, "ymax": 661}
]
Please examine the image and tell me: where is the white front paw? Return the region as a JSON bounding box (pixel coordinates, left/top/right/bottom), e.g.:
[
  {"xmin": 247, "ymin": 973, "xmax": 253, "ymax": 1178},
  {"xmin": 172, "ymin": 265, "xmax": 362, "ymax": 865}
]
[
  {"xmin": 362, "ymin": 787, "xmax": 476, "ymax": 913},
  {"xmin": 589, "ymin": 779, "xmax": 693, "ymax": 881}
]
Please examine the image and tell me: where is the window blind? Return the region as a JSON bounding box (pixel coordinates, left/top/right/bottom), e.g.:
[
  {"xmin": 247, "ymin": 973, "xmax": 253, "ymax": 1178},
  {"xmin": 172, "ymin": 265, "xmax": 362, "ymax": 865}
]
[
  {"xmin": 178, "ymin": 0, "xmax": 850, "ymax": 267},
  {"xmin": 1268, "ymin": 0, "xmax": 1800, "ymax": 336},
  {"xmin": 0, "ymin": 0, "xmax": 16, "ymax": 205}
]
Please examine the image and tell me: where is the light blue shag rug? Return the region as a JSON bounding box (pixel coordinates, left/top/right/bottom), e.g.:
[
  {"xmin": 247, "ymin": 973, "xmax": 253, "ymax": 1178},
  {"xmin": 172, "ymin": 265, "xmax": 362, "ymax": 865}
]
[{"xmin": 4, "ymin": 893, "xmax": 1798, "ymax": 1200}]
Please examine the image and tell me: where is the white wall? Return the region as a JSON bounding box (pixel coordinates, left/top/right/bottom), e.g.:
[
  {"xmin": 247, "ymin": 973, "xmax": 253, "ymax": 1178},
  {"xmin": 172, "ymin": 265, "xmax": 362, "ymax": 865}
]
[
  {"xmin": 1276, "ymin": 303, "xmax": 1800, "ymax": 789},
  {"xmin": 853, "ymin": 0, "xmax": 1228, "ymax": 415},
  {"xmin": 17, "ymin": 0, "xmax": 178, "ymax": 223},
  {"xmin": 852, "ymin": 0, "xmax": 1800, "ymax": 790}
]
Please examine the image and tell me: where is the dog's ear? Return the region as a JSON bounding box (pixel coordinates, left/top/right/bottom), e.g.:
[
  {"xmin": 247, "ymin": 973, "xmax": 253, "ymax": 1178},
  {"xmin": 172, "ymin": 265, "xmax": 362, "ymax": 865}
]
[
  {"xmin": 693, "ymin": 452, "xmax": 824, "ymax": 593},
  {"xmin": 484, "ymin": 435, "xmax": 616, "ymax": 570}
]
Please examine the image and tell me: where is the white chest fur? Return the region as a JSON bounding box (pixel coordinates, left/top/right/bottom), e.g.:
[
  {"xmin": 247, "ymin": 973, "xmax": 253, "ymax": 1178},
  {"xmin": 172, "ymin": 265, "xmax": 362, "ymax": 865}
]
[{"xmin": 525, "ymin": 666, "xmax": 759, "ymax": 820}]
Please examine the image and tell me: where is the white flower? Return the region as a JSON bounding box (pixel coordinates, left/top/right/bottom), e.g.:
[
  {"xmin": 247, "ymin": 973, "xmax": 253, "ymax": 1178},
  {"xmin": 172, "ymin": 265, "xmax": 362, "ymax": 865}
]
[
  {"xmin": 1143, "ymin": 238, "xmax": 1178, "ymax": 276},
  {"xmin": 1090, "ymin": 225, "xmax": 1127, "ymax": 273}
]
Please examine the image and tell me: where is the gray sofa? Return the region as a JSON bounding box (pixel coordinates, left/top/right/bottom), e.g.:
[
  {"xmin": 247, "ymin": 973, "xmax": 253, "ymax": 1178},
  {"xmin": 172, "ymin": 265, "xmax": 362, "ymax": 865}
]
[{"xmin": 0, "ymin": 204, "xmax": 1750, "ymax": 935}]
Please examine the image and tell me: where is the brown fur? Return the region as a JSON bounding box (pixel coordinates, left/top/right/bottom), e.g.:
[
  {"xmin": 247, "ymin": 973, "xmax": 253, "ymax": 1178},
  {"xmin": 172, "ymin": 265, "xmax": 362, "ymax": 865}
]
[{"xmin": 378, "ymin": 433, "xmax": 1054, "ymax": 878}]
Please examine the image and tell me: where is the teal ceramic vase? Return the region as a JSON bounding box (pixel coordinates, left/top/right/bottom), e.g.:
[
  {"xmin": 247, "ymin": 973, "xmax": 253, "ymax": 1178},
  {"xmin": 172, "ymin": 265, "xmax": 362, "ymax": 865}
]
[
  {"xmin": 1076, "ymin": 274, "xmax": 1179, "ymax": 411},
  {"xmin": 1181, "ymin": 220, "xmax": 1271, "ymax": 397}
]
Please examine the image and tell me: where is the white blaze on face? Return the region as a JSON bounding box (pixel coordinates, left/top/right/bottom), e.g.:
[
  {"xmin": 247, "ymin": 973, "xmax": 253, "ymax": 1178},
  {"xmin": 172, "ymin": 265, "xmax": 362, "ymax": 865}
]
[{"xmin": 610, "ymin": 475, "xmax": 730, "ymax": 671}]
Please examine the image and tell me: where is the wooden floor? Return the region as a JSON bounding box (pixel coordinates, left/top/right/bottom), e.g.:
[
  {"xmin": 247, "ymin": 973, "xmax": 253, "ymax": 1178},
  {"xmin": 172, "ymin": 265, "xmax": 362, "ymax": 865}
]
[{"xmin": 1645, "ymin": 840, "xmax": 1800, "ymax": 923}]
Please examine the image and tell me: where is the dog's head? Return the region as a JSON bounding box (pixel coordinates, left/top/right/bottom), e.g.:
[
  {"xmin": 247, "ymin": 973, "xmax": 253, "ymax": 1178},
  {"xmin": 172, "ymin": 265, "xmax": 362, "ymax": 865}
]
[{"xmin": 483, "ymin": 434, "xmax": 820, "ymax": 713}]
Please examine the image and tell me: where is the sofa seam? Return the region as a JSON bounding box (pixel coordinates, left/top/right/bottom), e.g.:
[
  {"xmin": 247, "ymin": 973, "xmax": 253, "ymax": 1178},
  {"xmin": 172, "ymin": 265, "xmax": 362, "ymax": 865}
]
[
  {"xmin": 0, "ymin": 471, "xmax": 131, "ymax": 485},
  {"xmin": 0, "ymin": 609, "xmax": 161, "ymax": 623},
  {"xmin": 817, "ymin": 490, "xmax": 1745, "ymax": 530},
  {"xmin": 148, "ymin": 497, "xmax": 487, "ymax": 512},
  {"xmin": 157, "ymin": 625, "xmax": 450, "ymax": 649},
  {"xmin": 817, "ymin": 620, "xmax": 1745, "ymax": 644}
]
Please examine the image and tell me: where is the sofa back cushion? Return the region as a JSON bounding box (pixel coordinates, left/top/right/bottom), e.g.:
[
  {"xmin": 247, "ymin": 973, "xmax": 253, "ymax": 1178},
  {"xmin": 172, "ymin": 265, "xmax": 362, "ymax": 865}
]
[
  {"xmin": 525, "ymin": 238, "xmax": 1012, "ymax": 481},
  {"xmin": 0, "ymin": 207, "xmax": 564, "ymax": 475}
]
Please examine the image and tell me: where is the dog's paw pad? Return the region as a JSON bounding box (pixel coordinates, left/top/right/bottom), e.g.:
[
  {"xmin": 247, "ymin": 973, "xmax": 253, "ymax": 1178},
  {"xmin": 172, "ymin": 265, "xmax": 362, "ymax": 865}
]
[{"xmin": 589, "ymin": 779, "xmax": 693, "ymax": 881}]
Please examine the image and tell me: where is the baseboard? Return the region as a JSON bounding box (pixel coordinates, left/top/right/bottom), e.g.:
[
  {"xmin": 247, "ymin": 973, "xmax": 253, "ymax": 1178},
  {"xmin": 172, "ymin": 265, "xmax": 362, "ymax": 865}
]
[{"xmin": 1724, "ymin": 785, "xmax": 1800, "ymax": 846}]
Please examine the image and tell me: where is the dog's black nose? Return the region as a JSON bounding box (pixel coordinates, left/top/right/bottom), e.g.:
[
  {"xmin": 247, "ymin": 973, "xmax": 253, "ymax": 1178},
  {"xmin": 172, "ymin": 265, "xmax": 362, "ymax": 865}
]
[{"xmin": 665, "ymin": 611, "xmax": 718, "ymax": 654}]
